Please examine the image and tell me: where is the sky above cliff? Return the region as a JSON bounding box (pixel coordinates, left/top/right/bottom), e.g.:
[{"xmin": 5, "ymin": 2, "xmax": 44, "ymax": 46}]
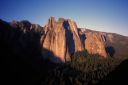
[{"xmin": 0, "ymin": 0, "xmax": 128, "ymax": 36}]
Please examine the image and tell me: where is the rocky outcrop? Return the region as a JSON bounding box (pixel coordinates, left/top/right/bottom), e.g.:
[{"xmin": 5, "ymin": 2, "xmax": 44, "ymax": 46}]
[
  {"xmin": 78, "ymin": 29, "xmax": 108, "ymax": 57},
  {"xmin": 41, "ymin": 17, "xmax": 84, "ymax": 62},
  {"xmin": 85, "ymin": 31, "xmax": 107, "ymax": 57},
  {"xmin": 41, "ymin": 17, "xmax": 128, "ymax": 62},
  {"xmin": 10, "ymin": 20, "xmax": 43, "ymax": 33},
  {"xmin": 79, "ymin": 28, "xmax": 128, "ymax": 58}
]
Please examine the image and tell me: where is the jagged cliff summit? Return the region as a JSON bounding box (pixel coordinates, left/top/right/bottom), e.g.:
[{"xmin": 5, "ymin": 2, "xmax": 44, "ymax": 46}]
[
  {"xmin": 41, "ymin": 17, "xmax": 84, "ymax": 62},
  {"xmin": 0, "ymin": 17, "xmax": 128, "ymax": 63}
]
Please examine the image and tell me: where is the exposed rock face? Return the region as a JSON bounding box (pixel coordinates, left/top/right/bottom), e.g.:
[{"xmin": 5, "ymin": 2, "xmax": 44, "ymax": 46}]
[
  {"xmin": 105, "ymin": 33, "xmax": 128, "ymax": 57},
  {"xmin": 78, "ymin": 29, "xmax": 108, "ymax": 57},
  {"xmin": 42, "ymin": 17, "xmax": 128, "ymax": 62},
  {"xmin": 41, "ymin": 17, "xmax": 84, "ymax": 62},
  {"xmin": 79, "ymin": 28, "xmax": 128, "ymax": 58},
  {"xmin": 84, "ymin": 31, "xmax": 107, "ymax": 57}
]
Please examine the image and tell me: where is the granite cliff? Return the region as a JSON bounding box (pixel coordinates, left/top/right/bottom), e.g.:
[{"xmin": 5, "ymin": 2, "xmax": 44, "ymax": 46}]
[
  {"xmin": 40, "ymin": 17, "xmax": 128, "ymax": 62},
  {"xmin": 41, "ymin": 17, "xmax": 84, "ymax": 62}
]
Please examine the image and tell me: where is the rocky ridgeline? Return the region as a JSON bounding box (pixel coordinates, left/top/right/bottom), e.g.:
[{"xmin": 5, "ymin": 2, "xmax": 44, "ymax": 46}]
[{"xmin": 1, "ymin": 17, "xmax": 128, "ymax": 63}]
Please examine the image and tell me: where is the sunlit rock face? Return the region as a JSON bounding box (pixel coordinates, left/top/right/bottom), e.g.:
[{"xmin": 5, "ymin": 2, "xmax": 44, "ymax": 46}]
[
  {"xmin": 41, "ymin": 17, "xmax": 84, "ymax": 62},
  {"xmin": 84, "ymin": 31, "xmax": 107, "ymax": 57},
  {"xmin": 41, "ymin": 17, "xmax": 117, "ymax": 63}
]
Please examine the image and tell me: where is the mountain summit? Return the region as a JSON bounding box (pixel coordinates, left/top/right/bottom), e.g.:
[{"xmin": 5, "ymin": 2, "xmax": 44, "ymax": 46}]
[{"xmin": 41, "ymin": 17, "xmax": 84, "ymax": 62}]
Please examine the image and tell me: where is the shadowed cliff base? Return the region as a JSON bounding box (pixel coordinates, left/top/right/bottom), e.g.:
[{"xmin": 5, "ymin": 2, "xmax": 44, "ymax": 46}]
[{"xmin": 105, "ymin": 46, "xmax": 115, "ymax": 57}]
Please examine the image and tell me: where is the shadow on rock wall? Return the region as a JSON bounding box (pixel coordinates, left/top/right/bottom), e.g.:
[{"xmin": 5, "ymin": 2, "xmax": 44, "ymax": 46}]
[{"xmin": 105, "ymin": 46, "xmax": 115, "ymax": 57}]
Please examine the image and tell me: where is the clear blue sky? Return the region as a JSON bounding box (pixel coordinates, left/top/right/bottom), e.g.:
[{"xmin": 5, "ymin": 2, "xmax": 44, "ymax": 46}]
[{"xmin": 0, "ymin": 0, "xmax": 128, "ymax": 36}]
